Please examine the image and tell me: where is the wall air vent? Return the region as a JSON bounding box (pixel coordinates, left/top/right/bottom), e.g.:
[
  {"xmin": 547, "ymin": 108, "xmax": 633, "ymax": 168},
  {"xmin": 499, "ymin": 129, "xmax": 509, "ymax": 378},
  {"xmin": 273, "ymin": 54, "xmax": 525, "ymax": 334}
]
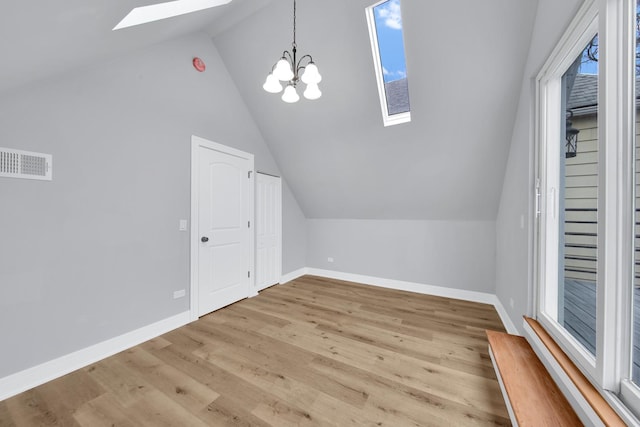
[{"xmin": 0, "ymin": 148, "xmax": 52, "ymax": 181}]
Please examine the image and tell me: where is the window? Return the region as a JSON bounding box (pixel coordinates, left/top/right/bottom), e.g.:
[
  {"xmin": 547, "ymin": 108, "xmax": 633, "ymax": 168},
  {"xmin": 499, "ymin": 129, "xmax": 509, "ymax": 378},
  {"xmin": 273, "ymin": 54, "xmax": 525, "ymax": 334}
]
[
  {"xmin": 538, "ymin": 4, "xmax": 599, "ymax": 381},
  {"xmin": 557, "ymin": 35, "xmax": 599, "ymax": 359},
  {"xmin": 366, "ymin": 0, "xmax": 411, "ymax": 126},
  {"xmin": 536, "ymin": 0, "xmax": 640, "ymax": 421}
]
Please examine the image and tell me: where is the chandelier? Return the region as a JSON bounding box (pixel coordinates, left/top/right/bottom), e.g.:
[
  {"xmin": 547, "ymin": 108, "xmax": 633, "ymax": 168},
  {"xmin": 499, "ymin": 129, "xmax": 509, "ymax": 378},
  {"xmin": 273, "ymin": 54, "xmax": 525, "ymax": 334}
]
[{"xmin": 263, "ymin": 0, "xmax": 322, "ymax": 103}]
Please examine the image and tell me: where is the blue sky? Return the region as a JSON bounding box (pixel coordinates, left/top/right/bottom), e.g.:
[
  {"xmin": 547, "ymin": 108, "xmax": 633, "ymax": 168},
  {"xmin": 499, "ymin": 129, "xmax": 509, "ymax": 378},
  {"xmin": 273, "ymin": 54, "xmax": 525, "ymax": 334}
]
[
  {"xmin": 374, "ymin": 0, "xmax": 407, "ymax": 83},
  {"xmin": 579, "ymin": 35, "xmax": 598, "ymax": 75}
]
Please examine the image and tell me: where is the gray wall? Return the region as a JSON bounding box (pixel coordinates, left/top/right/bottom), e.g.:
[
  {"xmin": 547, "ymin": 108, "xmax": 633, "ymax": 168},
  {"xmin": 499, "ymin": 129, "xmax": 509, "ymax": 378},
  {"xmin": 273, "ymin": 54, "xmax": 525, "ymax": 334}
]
[
  {"xmin": 0, "ymin": 32, "xmax": 306, "ymax": 378},
  {"xmin": 307, "ymin": 219, "xmax": 496, "ymax": 293},
  {"xmin": 282, "ymin": 181, "xmax": 307, "ymax": 274},
  {"xmin": 495, "ymin": 0, "xmax": 583, "ymax": 333}
]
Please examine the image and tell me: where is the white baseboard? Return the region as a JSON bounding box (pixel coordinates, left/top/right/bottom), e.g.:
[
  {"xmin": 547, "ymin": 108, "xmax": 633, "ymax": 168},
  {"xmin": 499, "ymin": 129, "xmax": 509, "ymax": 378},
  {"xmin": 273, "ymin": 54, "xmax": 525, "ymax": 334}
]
[
  {"xmin": 280, "ymin": 267, "xmax": 308, "ymax": 284},
  {"xmin": 0, "ymin": 311, "xmax": 191, "ymax": 402},
  {"xmin": 491, "ymin": 297, "xmax": 519, "ymax": 335},
  {"xmin": 307, "ymin": 268, "xmax": 496, "ymax": 304}
]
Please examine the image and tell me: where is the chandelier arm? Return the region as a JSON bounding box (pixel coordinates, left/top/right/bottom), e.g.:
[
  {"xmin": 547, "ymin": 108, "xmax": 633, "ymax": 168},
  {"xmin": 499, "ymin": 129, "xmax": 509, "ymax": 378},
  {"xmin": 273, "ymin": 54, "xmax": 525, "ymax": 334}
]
[
  {"xmin": 282, "ymin": 50, "xmax": 294, "ymax": 63},
  {"xmin": 296, "ymin": 54, "xmax": 314, "ymax": 71}
]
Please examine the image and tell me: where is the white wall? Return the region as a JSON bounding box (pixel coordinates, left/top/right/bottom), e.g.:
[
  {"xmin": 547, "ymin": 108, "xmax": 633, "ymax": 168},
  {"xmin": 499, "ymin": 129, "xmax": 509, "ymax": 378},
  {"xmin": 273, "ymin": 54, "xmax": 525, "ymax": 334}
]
[
  {"xmin": 307, "ymin": 219, "xmax": 496, "ymax": 293},
  {"xmin": 496, "ymin": 0, "xmax": 583, "ymax": 333},
  {"xmin": 0, "ymin": 32, "xmax": 306, "ymax": 379}
]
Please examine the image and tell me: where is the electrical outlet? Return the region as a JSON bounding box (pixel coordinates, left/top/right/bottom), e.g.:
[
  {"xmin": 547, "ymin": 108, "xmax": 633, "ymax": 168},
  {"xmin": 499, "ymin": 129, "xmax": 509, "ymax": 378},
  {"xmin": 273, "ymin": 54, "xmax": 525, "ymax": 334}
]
[
  {"xmin": 510, "ymin": 298, "xmax": 514, "ymax": 309},
  {"xmin": 327, "ymin": 257, "xmax": 334, "ymax": 263},
  {"xmin": 173, "ymin": 289, "xmax": 186, "ymax": 299}
]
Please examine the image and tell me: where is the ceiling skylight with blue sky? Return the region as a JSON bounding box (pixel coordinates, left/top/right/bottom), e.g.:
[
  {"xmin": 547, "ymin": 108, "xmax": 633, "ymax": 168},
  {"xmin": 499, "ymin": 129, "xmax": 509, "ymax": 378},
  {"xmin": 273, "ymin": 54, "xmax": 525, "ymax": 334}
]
[
  {"xmin": 373, "ymin": 0, "xmax": 407, "ymax": 83},
  {"xmin": 367, "ymin": 0, "xmax": 410, "ymax": 126}
]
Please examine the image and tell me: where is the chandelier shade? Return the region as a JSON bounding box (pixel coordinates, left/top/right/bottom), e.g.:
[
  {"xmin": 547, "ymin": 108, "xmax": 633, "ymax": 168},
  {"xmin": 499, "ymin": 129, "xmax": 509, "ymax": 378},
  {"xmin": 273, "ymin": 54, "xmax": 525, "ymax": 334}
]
[
  {"xmin": 263, "ymin": 73, "xmax": 283, "ymax": 93},
  {"xmin": 303, "ymin": 83, "xmax": 321, "ymax": 100},
  {"xmin": 273, "ymin": 58, "xmax": 295, "ymax": 81},
  {"xmin": 282, "ymin": 84, "xmax": 300, "ymax": 103},
  {"xmin": 301, "ymin": 62, "xmax": 321, "ymax": 84},
  {"xmin": 263, "ymin": 0, "xmax": 321, "ymax": 102}
]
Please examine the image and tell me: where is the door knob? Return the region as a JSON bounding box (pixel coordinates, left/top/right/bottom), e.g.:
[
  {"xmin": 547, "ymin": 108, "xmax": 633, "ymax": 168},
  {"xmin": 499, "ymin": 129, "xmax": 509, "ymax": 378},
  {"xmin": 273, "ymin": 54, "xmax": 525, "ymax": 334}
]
[{"xmin": 201, "ymin": 236, "xmax": 209, "ymax": 243}]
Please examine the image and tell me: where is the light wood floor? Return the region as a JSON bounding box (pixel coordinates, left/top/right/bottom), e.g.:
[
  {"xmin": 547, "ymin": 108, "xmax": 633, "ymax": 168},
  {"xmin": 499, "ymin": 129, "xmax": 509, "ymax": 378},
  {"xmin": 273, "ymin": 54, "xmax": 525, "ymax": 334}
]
[{"xmin": 0, "ymin": 275, "xmax": 511, "ymax": 426}]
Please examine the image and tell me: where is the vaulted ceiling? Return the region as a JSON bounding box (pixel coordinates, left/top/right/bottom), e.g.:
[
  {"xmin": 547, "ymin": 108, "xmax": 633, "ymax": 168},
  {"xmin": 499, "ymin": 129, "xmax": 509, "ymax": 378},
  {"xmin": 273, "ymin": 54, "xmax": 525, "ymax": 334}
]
[
  {"xmin": 1, "ymin": 0, "xmax": 539, "ymax": 221},
  {"xmin": 212, "ymin": 0, "xmax": 538, "ymax": 220}
]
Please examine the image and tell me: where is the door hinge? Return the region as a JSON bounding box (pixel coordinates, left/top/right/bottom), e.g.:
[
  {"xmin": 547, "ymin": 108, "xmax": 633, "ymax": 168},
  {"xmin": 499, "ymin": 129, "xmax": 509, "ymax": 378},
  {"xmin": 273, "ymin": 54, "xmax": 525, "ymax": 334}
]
[
  {"xmin": 535, "ymin": 177, "xmax": 541, "ymax": 218},
  {"xmin": 248, "ymin": 271, "xmax": 251, "ymax": 278},
  {"xmin": 248, "ymin": 171, "xmax": 253, "ymax": 179},
  {"xmin": 248, "ymin": 221, "xmax": 251, "ymax": 228}
]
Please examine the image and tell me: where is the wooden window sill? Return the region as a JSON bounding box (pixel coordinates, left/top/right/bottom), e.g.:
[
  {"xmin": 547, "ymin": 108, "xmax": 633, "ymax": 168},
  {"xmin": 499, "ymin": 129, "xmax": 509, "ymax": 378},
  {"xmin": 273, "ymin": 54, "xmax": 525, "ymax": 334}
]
[{"xmin": 524, "ymin": 317, "xmax": 626, "ymax": 427}]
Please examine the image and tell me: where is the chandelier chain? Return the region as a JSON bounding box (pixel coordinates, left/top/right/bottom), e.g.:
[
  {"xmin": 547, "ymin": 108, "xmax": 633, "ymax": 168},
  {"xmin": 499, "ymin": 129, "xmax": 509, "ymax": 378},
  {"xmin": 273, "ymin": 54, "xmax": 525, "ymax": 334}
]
[{"xmin": 293, "ymin": 0, "xmax": 297, "ymax": 49}]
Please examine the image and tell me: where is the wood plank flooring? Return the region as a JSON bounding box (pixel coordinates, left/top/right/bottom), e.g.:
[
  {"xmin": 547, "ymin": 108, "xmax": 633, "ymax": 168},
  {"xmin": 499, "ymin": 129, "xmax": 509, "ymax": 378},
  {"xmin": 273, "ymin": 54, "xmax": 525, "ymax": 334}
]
[{"xmin": 0, "ymin": 275, "xmax": 511, "ymax": 426}]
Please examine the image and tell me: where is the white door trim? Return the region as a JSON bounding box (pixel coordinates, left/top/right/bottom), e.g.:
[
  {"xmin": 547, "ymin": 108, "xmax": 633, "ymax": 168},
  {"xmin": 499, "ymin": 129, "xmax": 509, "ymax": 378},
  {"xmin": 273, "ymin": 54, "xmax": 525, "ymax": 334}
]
[{"xmin": 190, "ymin": 135, "xmax": 255, "ymax": 321}]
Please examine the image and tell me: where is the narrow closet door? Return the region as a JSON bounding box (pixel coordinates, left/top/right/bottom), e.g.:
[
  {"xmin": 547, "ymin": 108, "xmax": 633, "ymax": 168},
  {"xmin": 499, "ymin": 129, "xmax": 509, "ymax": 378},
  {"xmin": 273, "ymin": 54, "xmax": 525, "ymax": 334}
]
[{"xmin": 256, "ymin": 173, "xmax": 282, "ymax": 291}]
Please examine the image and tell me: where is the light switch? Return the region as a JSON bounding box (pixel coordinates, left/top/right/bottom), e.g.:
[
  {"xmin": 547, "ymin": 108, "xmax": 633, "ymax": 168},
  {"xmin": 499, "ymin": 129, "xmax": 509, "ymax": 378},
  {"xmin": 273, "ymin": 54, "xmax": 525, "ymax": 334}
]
[{"xmin": 179, "ymin": 219, "xmax": 188, "ymax": 231}]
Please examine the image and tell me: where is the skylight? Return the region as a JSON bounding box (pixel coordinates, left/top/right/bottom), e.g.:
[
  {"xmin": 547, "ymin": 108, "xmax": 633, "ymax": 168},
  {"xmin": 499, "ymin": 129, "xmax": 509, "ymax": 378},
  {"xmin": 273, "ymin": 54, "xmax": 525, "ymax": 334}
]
[
  {"xmin": 366, "ymin": 0, "xmax": 411, "ymax": 126},
  {"xmin": 113, "ymin": 0, "xmax": 232, "ymax": 31}
]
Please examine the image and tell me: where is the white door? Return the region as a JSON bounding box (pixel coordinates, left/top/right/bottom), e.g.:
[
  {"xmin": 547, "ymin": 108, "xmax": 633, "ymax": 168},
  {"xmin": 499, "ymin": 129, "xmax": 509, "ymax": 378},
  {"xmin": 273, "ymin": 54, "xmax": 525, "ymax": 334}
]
[
  {"xmin": 256, "ymin": 173, "xmax": 282, "ymax": 291},
  {"xmin": 191, "ymin": 136, "xmax": 254, "ymax": 318}
]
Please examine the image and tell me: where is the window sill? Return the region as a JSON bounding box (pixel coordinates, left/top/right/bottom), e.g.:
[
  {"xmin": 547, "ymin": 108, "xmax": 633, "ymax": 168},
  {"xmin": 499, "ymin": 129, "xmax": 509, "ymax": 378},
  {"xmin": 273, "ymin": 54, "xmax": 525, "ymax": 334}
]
[{"xmin": 523, "ymin": 317, "xmax": 630, "ymax": 426}]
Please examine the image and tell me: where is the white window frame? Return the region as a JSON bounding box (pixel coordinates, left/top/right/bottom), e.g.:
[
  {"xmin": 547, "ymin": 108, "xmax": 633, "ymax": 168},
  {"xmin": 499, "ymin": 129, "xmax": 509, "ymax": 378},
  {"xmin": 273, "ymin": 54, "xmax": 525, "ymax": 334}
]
[
  {"xmin": 618, "ymin": 0, "xmax": 640, "ymax": 414},
  {"xmin": 536, "ymin": 0, "xmax": 600, "ymax": 384},
  {"xmin": 365, "ymin": 0, "xmax": 411, "ymax": 127},
  {"xmin": 535, "ymin": 0, "xmax": 640, "ymax": 421}
]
